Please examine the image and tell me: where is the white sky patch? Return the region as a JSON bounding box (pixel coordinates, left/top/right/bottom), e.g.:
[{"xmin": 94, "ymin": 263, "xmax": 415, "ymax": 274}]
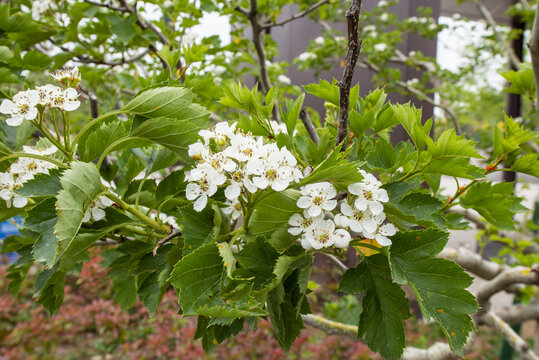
[{"xmin": 437, "ymin": 16, "xmax": 506, "ymax": 90}]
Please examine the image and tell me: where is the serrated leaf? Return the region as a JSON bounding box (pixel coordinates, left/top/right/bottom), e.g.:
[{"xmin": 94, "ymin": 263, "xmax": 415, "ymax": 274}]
[
  {"xmin": 339, "ymin": 254, "xmax": 410, "ymax": 360},
  {"xmin": 79, "ymin": 120, "xmax": 130, "ymax": 162},
  {"xmin": 248, "ymin": 189, "xmax": 300, "ymax": 236},
  {"xmin": 303, "ymin": 79, "xmax": 340, "ymax": 106},
  {"xmin": 179, "ymin": 203, "xmax": 221, "ymax": 254},
  {"xmin": 17, "ymin": 168, "xmax": 63, "ymax": 197},
  {"xmin": 35, "ymin": 264, "xmax": 66, "ymax": 315},
  {"xmin": 391, "ymin": 103, "xmax": 431, "ymax": 151},
  {"xmin": 53, "ymin": 162, "xmax": 103, "ymax": 263},
  {"xmin": 24, "ymin": 198, "xmax": 58, "ymax": 267},
  {"xmin": 389, "ymin": 230, "xmax": 477, "ymax": 354},
  {"xmin": 234, "ymin": 237, "xmax": 279, "ymax": 289},
  {"xmin": 427, "ymin": 129, "xmax": 481, "ymax": 159},
  {"xmin": 295, "ymin": 144, "xmax": 364, "ymax": 188},
  {"xmin": 383, "ymin": 191, "xmax": 446, "ymax": 229},
  {"xmin": 366, "ymin": 137, "xmax": 396, "ymax": 170},
  {"xmin": 459, "ymin": 181, "xmax": 526, "ymax": 230},
  {"xmin": 510, "ymin": 153, "xmax": 539, "ymax": 177},
  {"xmin": 422, "ymin": 157, "xmax": 484, "ymax": 179},
  {"xmin": 493, "ymin": 115, "xmax": 537, "ymax": 158}
]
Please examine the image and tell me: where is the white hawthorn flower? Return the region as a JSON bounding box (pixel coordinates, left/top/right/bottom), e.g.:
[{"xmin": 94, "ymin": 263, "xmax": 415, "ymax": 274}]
[
  {"xmin": 225, "ymin": 167, "xmax": 256, "ymax": 200},
  {"xmin": 270, "ymin": 120, "xmax": 288, "ymax": 135},
  {"xmin": 334, "ymin": 202, "xmax": 382, "ymax": 235},
  {"xmin": 348, "ymin": 174, "xmax": 388, "ymax": 215},
  {"xmin": 222, "ymin": 199, "xmax": 242, "ymax": 220},
  {"xmin": 288, "ymin": 211, "xmax": 323, "ymax": 236},
  {"xmin": 198, "ymin": 122, "xmax": 236, "ymax": 146},
  {"xmin": 224, "ymin": 133, "xmax": 263, "ymax": 162},
  {"xmin": 188, "ymin": 141, "xmax": 207, "ymax": 160},
  {"xmin": 366, "ymin": 222, "xmax": 397, "ymax": 246},
  {"xmin": 0, "ymin": 89, "xmax": 40, "ymax": 126},
  {"xmin": 247, "ymin": 144, "xmax": 298, "ymax": 191},
  {"xmin": 51, "ymin": 67, "xmax": 81, "ymax": 86},
  {"xmin": 0, "ymin": 173, "xmax": 28, "ymax": 208},
  {"xmin": 297, "ymin": 182, "xmax": 337, "ymax": 217},
  {"xmin": 185, "ymin": 165, "xmax": 224, "ymax": 212},
  {"xmin": 302, "ymin": 219, "xmax": 351, "ymax": 250},
  {"xmin": 314, "ymin": 36, "xmax": 325, "ymax": 45},
  {"xmin": 297, "ymin": 52, "xmax": 316, "ymax": 62},
  {"xmin": 50, "ymin": 87, "xmax": 81, "ymax": 111},
  {"xmin": 277, "ymin": 74, "xmax": 291, "ymax": 85},
  {"xmin": 35, "ymin": 84, "xmax": 60, "ymax": 106},
  {"xmin": 157, "ymin": 213, "xmax": 179, "ymax": 228},
  {"xmin": 83, "ymin": 196, "xmax": 114, "ymax": 223},
  {"xmin": 374, "ymin": 43, "xmax": 388, "ymax": 52}
]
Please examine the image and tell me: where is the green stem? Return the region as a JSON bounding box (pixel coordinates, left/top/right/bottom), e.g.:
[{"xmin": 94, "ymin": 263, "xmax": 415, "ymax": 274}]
[
  {"xmin": 135, "ymin": 176, "xmax": 147, "ymax": 209},
  {"xmin": 71, "ymin": 109, "xmax": 123, "ymax": 153},
  {"xmin": 104, "ymin": 190, "xmax": 169, "ymax": 233},
  {"xmin": 123, "ymin": 225, "xmax": 162, "ymax": 238},
  {"xmin": 63, "ymin": 111, "xmax": 71, "ymax": 158},
  {"xmin": 30, "ymin": 120, "xmax": 70, "ymax": 159},
  {"xmin": 0, "ymin": 153, "xmax": 65, "ymax": 167},
  {"xmin": 397, "ymin": 151, "xmax": 423, "ymax": 182}
]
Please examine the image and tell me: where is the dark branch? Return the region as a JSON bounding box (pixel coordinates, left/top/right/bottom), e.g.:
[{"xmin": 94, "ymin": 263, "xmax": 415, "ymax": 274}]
[
  {"xmin": 528, "ymin": 0, "xmax": 539, "ymax": 127},
  {"xmin": 79, "ymin": 85, "xmax": 100, "ymax": 118},
  {"xmin": 299, "ymin": 108, "xmax": 319, "ymax": 145},
  {"xmin": 153, "ymin": 229, "xmax": 182, "ymax": 256},
  {"xmin": 336, "ymin": 0, "xmax": 362, "ymax": 148},
  {"xmin": 260, "ymin": 0, "xmax": 330, "ymax": 29},
  {"xmin": 73, "ymin": 49, "xmax": 150, "ymax": 67}
]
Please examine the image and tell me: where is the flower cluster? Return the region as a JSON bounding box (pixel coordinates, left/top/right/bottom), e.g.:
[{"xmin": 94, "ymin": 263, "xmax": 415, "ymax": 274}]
[
  {"xmin": 185, "ymin": 122, "xmax": 303, "ymax": 212},
  {"xmin": 0, "ymin": 68, "xmax": 81, "ymax": 127},
  {"xmin": 0, "ymin": 146, "xmax": 58, "ymax": 208},
  {"xmin": 289, "ymin": 171, "xmax": 396, "ymax": 251}
]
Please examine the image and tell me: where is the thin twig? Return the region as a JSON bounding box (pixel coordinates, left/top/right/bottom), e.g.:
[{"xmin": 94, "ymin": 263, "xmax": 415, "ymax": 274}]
[
  {"xmin": 476, "ymin": 0, "xmax": 522, "ymax": 68},
  {"xmin": 528, "ymin": 0, "xmax": 539, "ymax": 128},
  {"xmin": 260, "ymin": 0, "xmax": 331, "ymax": 29},
  {"xmin": 321, "ymin": 253, "xmax": 347, "ymax": 272},
  {"xmin": 73, "ymin": 49, "xmax": 150, "ymax": 67},
  {"xmin": 83, "ymin": 0, "xmax": 126, "ymax": 11},
  {"xmin": 153, "ymin": 229, "xmax": 181, "ymax": 256},
  {"xmin": 336, "ymin": 0, "xmax": 363, "ymax": 148},
  {"xmin": 299, "ymin": 108, "xmax": 319, "ymax": 145}
]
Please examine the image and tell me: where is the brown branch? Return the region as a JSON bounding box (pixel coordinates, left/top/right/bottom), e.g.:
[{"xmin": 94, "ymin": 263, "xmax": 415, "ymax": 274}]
[
  {"xmin": 153, "ymin": 229, "xmax": 181, "ymax": 256},
  {"xmin": 481, "ymin": 311, "xmax": 538, "ymax": 360},
  {"xmin": 336, "ymin": 0, "xmax": 363, "ymax": 148},
  {"xmin": 528, "ymin": 0, "xmax": 539, "ymax": 128},
  {"xmin": 476, "ymin": 266, "xmax": 539, "ymax": 308},
  {"xmin": 499, "ymin": 300, "xmax": 539, "ymax": 325},
  {"xmin": 73, "ymin": 49, "xmax": 150, "ymax": 67},
  {"xmin": 78, "ymin": 85, "xmax": 100, "ymax": 119},
  {"xmin": 260, "ymin": 0, "xmax": 331, "ymax": 29},
  {"xmin": 299, "ymin": 108, "xmax": 319, "ymax": 145},
  {"xmin": 476, "ymin": 0, "xmax": 522, "ymax": 68}
]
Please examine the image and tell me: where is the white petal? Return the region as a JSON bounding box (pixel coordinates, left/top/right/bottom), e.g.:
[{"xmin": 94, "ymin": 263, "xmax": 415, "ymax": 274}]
[
  {"xmin": 6, "ymin": 116, "xmax": 24, "ymax": 127},
  {"xmin": 354, "ymin": 197, "xmax": 368, "ymax": 211},
  {"xmin": 375, "ymin": 234, "xmax": 392, "ymax": 246},
  {"xmin": 333, "ymin": 229, "xmax": 351, "ymax": 248},
  {"xmin": 271, "ymin": 180, "xmax": 289, "ymax": 192},
  {"xmin": 288, "ymin": 227, "xmax": 303, "ymax": 236},
  {"xmin": 12, "ymin": 196, "xmax": 28, "ymax": 208},
  {"xmin": 348, "ymin": 183, "xmax": 363, "ymax": 195},
  {"xmin": 340, "ymin": 203, "xmax": 354, "ymax": 216},
  {"xmin": 368, "ymin": 201, "xmax": 384, "ymax": 215},
  {"xmin": 349, "ymin": 220, "xmax": 364, "ymax": 233},
  {"xmin": 307, "ymin": 206, "xmax": 322, "ymax": 217},
  {"xmin": 380, "ymin": 223, "xmax": 397, "ymax": 236},
  {"xmin": 0, "ymin": 100, "xmax": 16, "ymax": 114},
  {"xmin": 288, "ymin": 213, "xmax": 303, "ymax": 226},
  {"xmin": 362, "ymin": 219, "xmax": 378, "ymax": 234},
  {"xmin": 322, "ymin": 199, "xmax": 337, "ymax": 211},
  {"xmin": 185, "ymin": 183, "xmax": 201, "ymax": 200},
  {"xmin": 193, "ymin": 194, "xmax": 207, "ymax": 212},
  {"xmin": 99, "ymin": 196, "xmax": 114, "ymax": 207},
  {"xmin": 92, "ymin": 207, "xmax": 106, "ymax": 221},
  {"xmin": 224, "ymin": 184, "xmax": 241, "ymax": 200},
  {"xmin": 377, "ymin": 189, "xmax": 389, "ymax": 202},
  {"xmin": 63, "ymin": 100, "xmax": 80, "ymax": 111},
  {"xmin": 82, "ymin": 211, "xmax": 91, "ymax": 223},
  {"xmin": 296, "ymin": 196, "xmax": 311, "ymax": 209},
  {"xmin": 24, "ymin": 107, "xmax": 38, "ymax": 120},
  {"xmin": 300, "ymin": 236, "xmax": 312, "ymax": 250}
]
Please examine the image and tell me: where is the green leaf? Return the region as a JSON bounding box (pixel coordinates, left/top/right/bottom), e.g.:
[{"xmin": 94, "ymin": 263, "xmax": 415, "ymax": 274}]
[
  {"xmin": 179, "ymin": 203, "xmax": 221, "ymax": 254},
  {"xmin": 383, "ymin": 190, "xmax": 446, "ymax": 229},
  {"xmin": 121, "ymin": 86, "xmax": 208, "ymax": 120},
  {"xmin": 389, "ymin": 230, "xmax": 478, "ymax": 354},
  {"xmin": 24, "ymin": 198, "xmax": 58, "ymax": 267},
  {"xmin": 427, "ymin": 129, "xmax": 481, "ymax": 159},
  {"xmin": 17, "ymin": 168, "xmax": 63, "ymax": 197},
  {"xmin": 169, "ymin": 243, "xmax": 224, "ymax": 315},
  {"xmin": 459, "ymin": 181, "xmax": 525, "ymax": 230},
  {"xmin": 303, "ymin": 79, "xmax": 339, "ymax": 106},
  {"xmin": 234, "ymin": 237, "xmax": 279, "ymax": 290},
  {"xmin": 391, "ymin": 103, "xmax": 431, "ymax": 151},
  {"xmin": 422, "ymin": 157, "xmax": 484, "ymax": 180},
  {"xmin": 21, "ymin": 49, "xmax": 52, "ymax": 70},
  {"xmin": 295, "ymin": 144, "xmax": 363, "ymax": 188},
  {"xmin": 36, "ymin": 264, "xmax": 66, "ymax": 315},
  {"xmin": 78, "ymin": 120, "xmax": 130, "ymax": 162},
  {"xmin": 248, "ymin": 189, "xmax": 300, "ymax": 236},
  {"xmin": 500, "ymin": 67, "xmax": 536, "ymax": 98},
  {"xmin": 510, "ymin": 153, "xmax": 539, "ymax": 177},
  {"xmin": 53, "ymin": 162, "xmax": 103, "ymax": 263},
  {"xmin": 493, "ymin": 115, "xmax": 537, "ymax": 158},
  {"xmin": 339, "ymin": 254, "xmax": 410, "ymax": 360},
  {"xmin": 366, "ymin": 137, "xmax": 396, "ymax": 170}
]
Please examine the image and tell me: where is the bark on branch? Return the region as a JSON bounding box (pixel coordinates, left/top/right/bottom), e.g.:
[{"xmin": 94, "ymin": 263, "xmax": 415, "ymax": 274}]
[
  {"xmin": 336, "ymin": 0, "xmax": 363, "ymax": 148},
  {"xmin": 476, "ymin": 266, "xmax": 539, "ymax": 308},
  {"xmin": 299, "ymin": 108, "xmax": 319, "ymax": 145},
  {"xmin": 528, "ymin": 0, "xmax": 539, "ymax": 127},
  {"xmin": 260, "ymin": 0, "xmax": 331, "ymax": 29}
]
